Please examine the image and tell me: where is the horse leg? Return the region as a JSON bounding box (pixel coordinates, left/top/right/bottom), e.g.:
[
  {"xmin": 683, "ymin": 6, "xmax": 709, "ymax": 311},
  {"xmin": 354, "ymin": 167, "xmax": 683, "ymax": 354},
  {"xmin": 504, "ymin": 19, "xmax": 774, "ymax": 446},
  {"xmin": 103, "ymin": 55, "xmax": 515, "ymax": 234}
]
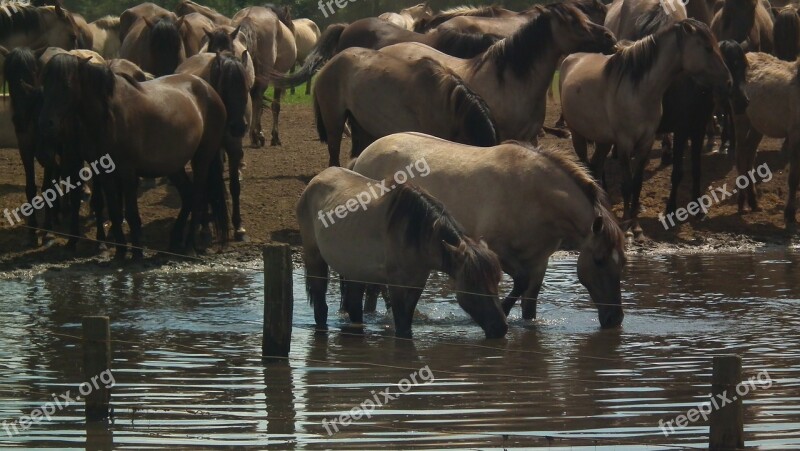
[
  {"xmin": 589, "ymin": 143, "xmax": 612, "ymax": 189},
  {"xmin": 660, "ymin": 133, "xmax": 673, "ymax": 167},
  {"xmin": 690, "ymin": 128, "xmax": 705, "ymax": 219},
  {"xmin": 90, "ymin": 179, "xmax": 108, "ymax": 249},
  {"xmin": 225, "ymin": 139, "xmax": 247, "ymax": 241},
  {"xmin": 734, "ymin": 116, "xmax": 762, "ymax": 213},
  {"xmin": 102, "ymin": 179, "xmax": 127, "ymax": 259},
  {"xmin": 19, "ymin": 148, "xmax": 39, "ymax": 246},
  {"xmin": 364, "ymin": 284, "xmax": 381, "ymax": 313},
  {"xmin": 571, "ymin": 133, "xmax": 589, "ymax": 164},
  {"xmin": 66, "ymin": 172, "xmax": 83, "ymax": 251},
  {"xmin": 520, "ymin": 258, "xmax": 550, "ymax": 320},
  {"xmin": 304, "ymin": 247, "xmax": 329, "ymax": 331},
  {"xmin": 122, "ymin": 179, "xmax": 144, "ymax": 260},
  {"xmin": 249, "ymin": 85, "xmax": 266, "ymax": 148},
  {"xmin": 343, "ymin": 281, "xmax": 366, "ymax": 326},
  {"xmin": 289, "ymin": 63, "xmax": 297, "ymax": 96},
  {"xmin": 41, "ymin": 165, "xmax": 59, "ymax": 244},
  {"xmin": 629, "ymin": 146, "xmax": 653, "ymax": 240},
  {"xmin": 501, "ymin": 275, "xmax": 529, "ymax": 316},
  {"xmin": 270, "ymin": 87, "xmax": 283, "ymax": 146},
  {"xmin": 785, "ymin": 138, "xmax": 799, "ymax": 228},
  {"xmin": 666, "ymin": 131, "xmax": 688, "ymax": 216},
  {"xmin": 168, "ymin": 170, "xmax": 193, "ymax": 251},
  {"xmin": 555, "ymin": 112, "xmax": 567, "ymax": 129},
  {"xmin": 387, "ymin": 285, "xmax": 424, "ymax": 338}
]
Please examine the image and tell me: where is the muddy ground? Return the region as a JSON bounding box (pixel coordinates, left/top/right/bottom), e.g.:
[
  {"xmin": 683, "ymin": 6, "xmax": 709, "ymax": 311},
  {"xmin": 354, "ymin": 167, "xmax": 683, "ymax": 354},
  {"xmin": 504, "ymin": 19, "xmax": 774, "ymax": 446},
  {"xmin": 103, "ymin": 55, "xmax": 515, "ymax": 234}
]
[{"xmin": 0, "ymin": 99, "xmax": 796, "ymax": 274}]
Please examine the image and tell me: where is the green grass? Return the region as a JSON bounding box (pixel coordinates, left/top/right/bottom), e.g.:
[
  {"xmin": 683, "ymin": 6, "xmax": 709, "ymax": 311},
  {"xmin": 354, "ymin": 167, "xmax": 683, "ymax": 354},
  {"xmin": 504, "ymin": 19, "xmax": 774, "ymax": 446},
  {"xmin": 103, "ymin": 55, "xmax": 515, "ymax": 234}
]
[{"xmin": 266, "ymin": 84, "xmax": 313, "ymax": 106}]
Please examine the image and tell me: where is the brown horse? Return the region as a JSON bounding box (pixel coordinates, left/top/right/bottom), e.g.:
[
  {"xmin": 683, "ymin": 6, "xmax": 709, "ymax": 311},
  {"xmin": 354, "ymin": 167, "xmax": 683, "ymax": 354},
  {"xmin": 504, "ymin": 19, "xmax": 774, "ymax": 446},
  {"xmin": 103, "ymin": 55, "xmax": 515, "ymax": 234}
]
[
  {"xmin": 180, "ymin": 12, "xmax": 214, "ymax": 57},
  {"xmin": 733, "ymin": 51, "xmax": 799, "ymax": 226},
  {"xmin": 380, "ymin": 2, "xmax": 616, "ymax": 143},
  {"xmin": 0, "ymin": 2, "xmax": 79, "ymax": 50},
  {"xmin": 313, "ymin": 52, "xmax": 497, "ymax": 167},
  {"xmin": 271, "ymin": 19, "xmax": 502, "ymax": 91},
  {"xmin": 379, "ymin": 3, "xmax": 433, "ymax": 30},
  {"xmin": 87, "ymin": 16, "xmax": 121, "ymax": 59},
  {"xmin": 773, "ymin": 6, "xmax": 800, "ymax": 60},
  {"xmin": 227, "ymin": 5, "xmax": 296, "ymax": 147},
  {"xmin": 605, "ymin": 0, "xmax": 687, "ymax": 40},
  {"xmin": 177, "ymin": 51, "xmax": 252, "ymax": 241},
  {"xmin": 119, "ymin": 2, "xmax": 173, "ymax": 43},
  {"xmin": 414, "ymin": 5, "xmax": 517, "ymax": 32},
  {"xmin": 175, "ymin": 0, "xmax": 232, "ymax": 27},
  {"xmin": 560, "ymin": 20, "xmax": 733, "ymax": 239},
  {"xmin": 120, "ymin": 11, "xmax": 187, "ymax": 77},
  {"xmin": 38, "ymin": 56, "xmax": 230, "ymax": 259},
  {"xmin": 297, "ymin": 167, "xmax": 508, "ymax": 338},
  {"xmin": 711, "ymin": 0, "xmax": 774, "ymax": 51}
]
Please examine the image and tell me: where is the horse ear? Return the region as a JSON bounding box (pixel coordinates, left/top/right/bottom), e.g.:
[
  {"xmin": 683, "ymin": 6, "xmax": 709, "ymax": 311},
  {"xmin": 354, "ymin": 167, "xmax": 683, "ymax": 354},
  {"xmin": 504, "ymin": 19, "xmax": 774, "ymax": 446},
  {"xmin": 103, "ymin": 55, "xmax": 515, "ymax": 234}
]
[
  {"xmin": 241, "ymin": 50, "xmax": 249, "ymax": 67},
  {"xmin": 442, "ymin": 240, "xmax": 466, "ymax": 258},
  {"xmin": 230, "ymin": 25, "xmax": 241, "ymax": 40},
  {"xmin": 54, "ymin": 4, "xmax": 67, "ymax": 19},
  {"xmin": 679, "ymin": 20, "xmax": 695, "ymax": 34},
  {"xmin": 592, "ymin": 216, "xmax": 604, "ymax": 235}
]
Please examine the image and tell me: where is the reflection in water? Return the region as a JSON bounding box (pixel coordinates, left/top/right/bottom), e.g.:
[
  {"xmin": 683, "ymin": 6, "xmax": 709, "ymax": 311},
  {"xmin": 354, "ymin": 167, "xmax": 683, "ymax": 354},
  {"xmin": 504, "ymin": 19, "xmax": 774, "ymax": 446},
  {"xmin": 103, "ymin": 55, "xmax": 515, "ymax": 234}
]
[{"xmin": 0, "ymin": 250, "xmax": 798, "ymax": 448}]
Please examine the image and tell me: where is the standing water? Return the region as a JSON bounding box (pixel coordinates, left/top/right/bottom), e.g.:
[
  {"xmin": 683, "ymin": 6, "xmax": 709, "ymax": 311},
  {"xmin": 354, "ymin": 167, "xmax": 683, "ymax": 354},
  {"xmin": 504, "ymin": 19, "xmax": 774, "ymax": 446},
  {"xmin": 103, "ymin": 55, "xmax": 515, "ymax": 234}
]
[{"xmin": 0, "ymin": 250, "xmax": 798, "ymax": 449}]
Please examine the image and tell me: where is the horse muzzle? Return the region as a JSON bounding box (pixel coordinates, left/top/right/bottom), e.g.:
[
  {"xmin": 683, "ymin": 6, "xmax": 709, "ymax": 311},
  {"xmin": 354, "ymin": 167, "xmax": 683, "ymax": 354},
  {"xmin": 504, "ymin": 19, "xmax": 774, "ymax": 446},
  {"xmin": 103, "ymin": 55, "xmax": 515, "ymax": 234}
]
[
  {"xmin": 598, "ymin": 307, "xmax": 624, "ymax": 329},
  {"xmin": 483, "ymin": 321, "xmax": 509, "ymax": 339}
]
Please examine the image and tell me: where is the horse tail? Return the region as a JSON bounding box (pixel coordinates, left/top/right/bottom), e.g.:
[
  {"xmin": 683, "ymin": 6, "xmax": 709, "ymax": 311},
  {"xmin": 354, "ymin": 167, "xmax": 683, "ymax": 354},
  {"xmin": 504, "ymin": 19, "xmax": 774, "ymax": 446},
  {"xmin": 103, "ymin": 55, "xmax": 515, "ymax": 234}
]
[
  {"xmin": 264, "ymin": 3, "xmax": 294, "ymax": 32},
  {"xmin": 433, "ymin": 29, "xmax": 502, "ymax": 58},
  {"xmin": 314, "ymin": 93, "xmax": 327, "ymax": 144},
  {"xmin": 208, "ymin": 149, "xmax": 230, "ymax": 247},
  {"xmin": 430, "ymin": 59, "xmax": 498, "ymax": 146},
  {"xmin": 3, "ymin": 47, "xmax": 39, "ymax": 122},
  {"xmin": 271, "ymin": 23, "xmax": 346, "ymax": 88},
  {"xmin": 773, "ymin": 7, "xmax": 800, "ymax": 61}
]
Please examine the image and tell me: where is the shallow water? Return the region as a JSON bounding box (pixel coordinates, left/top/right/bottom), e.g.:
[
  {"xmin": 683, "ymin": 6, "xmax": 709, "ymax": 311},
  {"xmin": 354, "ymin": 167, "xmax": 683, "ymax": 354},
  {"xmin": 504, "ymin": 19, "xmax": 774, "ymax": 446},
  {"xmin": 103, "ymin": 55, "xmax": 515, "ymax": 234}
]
[{"xmin": 0, "ymin": 250, "xmax": 799, "ymax": 449}]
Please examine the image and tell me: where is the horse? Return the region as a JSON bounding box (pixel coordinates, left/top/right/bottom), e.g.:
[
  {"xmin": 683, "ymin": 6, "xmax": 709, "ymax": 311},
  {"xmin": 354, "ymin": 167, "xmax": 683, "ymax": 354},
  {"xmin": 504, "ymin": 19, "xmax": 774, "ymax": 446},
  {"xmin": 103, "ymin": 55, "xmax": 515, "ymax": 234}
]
[
  {"xmin": 87, "ymin": 16, "xmax": 121, "ymax": 59},
  {"xmin": 119, "ymin": 13, "xmax": 187, "ymax": 77},
  {"xmin": 732, "ymin": 51, "xmax": 800, "ymax": 227},
  {"xmin": 177, "ymin": 51, "xmax": 252, "ymax": 241},
  {"xmin": 227, "ymin": 5, "xmax": 296, "ymax": 147},
  {"xmin": 414, "ymin": 5, "xmax": 518, "ymax": 32},
  {"xmin": 711, "ymin": 0, "xmax": 774, "ymax": 51},
  {"xmin": 379, "ymin": 3, "xmax": 433, "ymax": 30},
  {"xmin": 560, "ymin": 19, "xmax": 733, "ymax": 239},
  {"xmin": 431, "ymin": 0, "xmax": 608, "ymax": 36},
  {"xmin": 175, "ymin": 0, "xmax": 232, "ymax": 27},
  {"xmin": 180, "ymin": 12, "xmax": 215, "ymax": 57},
  {"xmin": 271, "ymin": 19, "xmax": 502, "ymax": 91},
  {"xmin": 660, "ymin": 40, "xmax": 750, "ymax": 217},
  {"xmin": 378, "ymin": 2, "xmax": 617, "ymax": 144},
  {"xmin": 773, "ymin": 6, "xmax": 800, "ymax": 60},
  {"xmin": 38, "ymin": 56, "xmax": 230, "ymax": 259},
  {"xmin": 118, "ymin": 2, "xmax": 173, "ymax": 43},
  {"xmin": 290, "ymin": 18, "xmax": 320, "ymax": 95},
  {"xmin": 312, "ymin": 53, "xmax": 497, "ymax": 167},
  {"xmin": 71, "ymin": 13, "xmax": 93, "ymax": 50},
  {"xmin": 297, "ymin": 166, "xmax": 508, "ymax": 338},
  {"xmin": 352, "ymin": 132, "xmax": 627, "ymax": 328}
]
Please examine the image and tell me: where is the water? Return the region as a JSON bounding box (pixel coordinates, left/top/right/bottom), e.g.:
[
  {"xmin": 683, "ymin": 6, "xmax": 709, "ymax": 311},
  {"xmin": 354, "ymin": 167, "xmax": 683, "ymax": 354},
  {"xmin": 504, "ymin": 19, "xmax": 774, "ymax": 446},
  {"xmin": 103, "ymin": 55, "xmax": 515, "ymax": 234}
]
[{"xmin": 0, "ymin": 250, "xmax": 799, "ymax": 449}]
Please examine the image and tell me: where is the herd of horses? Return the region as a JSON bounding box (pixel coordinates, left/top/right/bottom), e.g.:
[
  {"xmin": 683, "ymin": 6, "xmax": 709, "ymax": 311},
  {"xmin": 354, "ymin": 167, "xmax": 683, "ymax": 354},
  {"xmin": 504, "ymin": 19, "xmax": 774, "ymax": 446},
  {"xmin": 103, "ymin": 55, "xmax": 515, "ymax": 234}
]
[{"xmin": 1, "ymin": 0, "xmax": 799, "ymax": 338}]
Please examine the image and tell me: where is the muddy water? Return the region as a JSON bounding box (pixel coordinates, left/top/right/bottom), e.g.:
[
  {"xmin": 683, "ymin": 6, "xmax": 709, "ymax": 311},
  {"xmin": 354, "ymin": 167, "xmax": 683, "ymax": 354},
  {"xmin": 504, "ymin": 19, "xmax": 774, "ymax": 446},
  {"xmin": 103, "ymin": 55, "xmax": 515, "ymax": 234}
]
[{"xmin": 0, "ymin": 250, "xmax": 798, "ymax": 449}]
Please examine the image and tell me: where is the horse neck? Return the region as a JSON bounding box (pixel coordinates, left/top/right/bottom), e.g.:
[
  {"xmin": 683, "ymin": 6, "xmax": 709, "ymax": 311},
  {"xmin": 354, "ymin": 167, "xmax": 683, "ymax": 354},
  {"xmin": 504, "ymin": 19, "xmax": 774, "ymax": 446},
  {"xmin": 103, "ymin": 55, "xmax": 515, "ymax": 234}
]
[{"xmin": 629, "ymin": 33, "xmax": 684, "ymax": 100}]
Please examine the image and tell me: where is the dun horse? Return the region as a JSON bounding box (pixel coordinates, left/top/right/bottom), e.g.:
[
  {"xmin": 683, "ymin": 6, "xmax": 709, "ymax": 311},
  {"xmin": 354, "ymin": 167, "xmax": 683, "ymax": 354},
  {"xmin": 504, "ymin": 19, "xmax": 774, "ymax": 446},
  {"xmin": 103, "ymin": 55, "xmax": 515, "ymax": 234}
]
[
  {"xmin": 711, "ymin": 0, "xmax": 774, "ymax": 52},
  {"xmin": 177, "ymin": 51, "xmax": 253, "ymax": 241},
  {"xmin": 379, "ymin": 3, "xmax": 433, "ymax": 30},
  {"xmin": 38, "ymin": 56, "xmax": 229, "ymax": 258},
  {"xmin": 119, "ymin": 12, "xmax": 187, "ymax": 77},
  {"xmin": 87, "ymin": 16, "xmax": 121, "ymax": 59},
  {"xmin": 290, "ymin": 18, "xmax": 320, "ymax": 95},
  {"xmin": 379, "ymin": 2, "xmax": 616, "ymax": 143},
  {"xmin": 297, "ymin": 166, "xmax": 508, "ymax": 338},
  {"xmin": 732, "ymin": 51, "xmax": 800, "ymax": 227},
  {"xmin": 773, "ymin": 6, "xmax": 800, "ymax": 61},
  {"xmin": 353, "ymin": 133, "xmax": 627, "ymax": 328},
  {"xmin": 312, "ymin": 54, "xmax": 497, "ymax": 167},
  {"xmin": 175, "ymin": 0, "xmax": 232, "ymax": 26},
  {"xmin": 560, "ymin": 19, "xmax": 733, "ymax": 239}
]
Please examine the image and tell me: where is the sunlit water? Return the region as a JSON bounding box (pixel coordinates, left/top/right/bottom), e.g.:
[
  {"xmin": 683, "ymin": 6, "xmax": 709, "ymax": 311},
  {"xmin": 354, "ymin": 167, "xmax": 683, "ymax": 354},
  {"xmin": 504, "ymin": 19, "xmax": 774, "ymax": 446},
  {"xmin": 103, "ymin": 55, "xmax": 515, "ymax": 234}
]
[{"xmin": 0, "ymin": 250, "xmax": 798, "ymax": 449}]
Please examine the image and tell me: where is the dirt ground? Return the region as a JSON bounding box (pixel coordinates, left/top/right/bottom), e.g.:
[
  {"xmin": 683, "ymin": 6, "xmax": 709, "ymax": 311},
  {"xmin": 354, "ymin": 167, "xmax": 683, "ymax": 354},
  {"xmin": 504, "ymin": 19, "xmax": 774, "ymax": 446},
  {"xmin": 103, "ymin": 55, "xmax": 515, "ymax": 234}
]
[{"xmin": 0, "ymin": 99, "xmax": 796, "ymax": 273}]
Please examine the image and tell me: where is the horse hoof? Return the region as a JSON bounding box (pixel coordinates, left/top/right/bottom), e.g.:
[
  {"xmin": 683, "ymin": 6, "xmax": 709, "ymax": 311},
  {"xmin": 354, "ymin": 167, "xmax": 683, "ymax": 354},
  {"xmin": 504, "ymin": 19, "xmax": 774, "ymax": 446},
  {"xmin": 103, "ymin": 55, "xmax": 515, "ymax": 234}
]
[
  {"xmin": 234, "ymin": 229, "xmax": 250, "ymax": 242},
  {"xmin": 270, "ymin": 136, "xmax": 282, "ymax": 147}
]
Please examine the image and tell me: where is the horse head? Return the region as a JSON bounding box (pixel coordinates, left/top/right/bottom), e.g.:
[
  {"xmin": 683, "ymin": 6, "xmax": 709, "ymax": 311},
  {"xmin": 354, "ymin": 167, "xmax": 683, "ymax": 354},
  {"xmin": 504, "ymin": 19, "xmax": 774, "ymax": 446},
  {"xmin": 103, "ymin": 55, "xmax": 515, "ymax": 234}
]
[
  {"xmin": 545, "ymin": 3, "xmax": 617, "ymax": 55},
  {"xmin": 577, "ymin": 214, "xmax": 626, "ymax": 329},
  {"xmin": 676, "ymin": 19, "xmax": 733, "ymax": 97},
  {"xmin": 719, "ymin": 39, "xmax": 750, "ymax": 113}
]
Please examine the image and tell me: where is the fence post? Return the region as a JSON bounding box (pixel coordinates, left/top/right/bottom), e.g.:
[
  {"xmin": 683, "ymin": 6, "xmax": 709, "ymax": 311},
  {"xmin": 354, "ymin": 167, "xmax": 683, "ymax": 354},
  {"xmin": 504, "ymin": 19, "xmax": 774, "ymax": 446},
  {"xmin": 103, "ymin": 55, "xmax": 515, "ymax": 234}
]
[
  {"xmin": 82, "ymin": 316, "xmax": 111, "ymax": 421},
  {"xmin": 263, "ymin": 243, "xmax": 293, "ymax": 361},
  {"xmin": 710, "ymin": 355, "xmax": 744, "ymax": 450}
]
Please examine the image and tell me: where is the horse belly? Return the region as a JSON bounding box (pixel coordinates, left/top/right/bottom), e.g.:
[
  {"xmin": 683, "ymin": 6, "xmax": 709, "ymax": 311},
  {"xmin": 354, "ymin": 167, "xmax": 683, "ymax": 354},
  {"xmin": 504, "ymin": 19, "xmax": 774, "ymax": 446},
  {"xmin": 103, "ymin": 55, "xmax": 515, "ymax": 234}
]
[{"xmin": 314, "ymin": 221, "xmax": 388, "ymax": 283}]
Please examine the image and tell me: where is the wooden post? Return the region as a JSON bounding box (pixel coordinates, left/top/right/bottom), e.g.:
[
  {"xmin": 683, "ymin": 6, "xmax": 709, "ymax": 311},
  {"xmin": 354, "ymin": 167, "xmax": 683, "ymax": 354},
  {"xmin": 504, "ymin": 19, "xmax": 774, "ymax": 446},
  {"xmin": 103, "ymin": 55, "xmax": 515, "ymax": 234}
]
[
  {"xmin": 82, "ymin": 316, "xmax": 111, "ymax": 421},
  {"xmin": 263, "ymin": 243, "xmax": 293, "ymax": 361},
  {"xmin": 710, "ymin": 355, "xmax": 744, "ymax": 450}
]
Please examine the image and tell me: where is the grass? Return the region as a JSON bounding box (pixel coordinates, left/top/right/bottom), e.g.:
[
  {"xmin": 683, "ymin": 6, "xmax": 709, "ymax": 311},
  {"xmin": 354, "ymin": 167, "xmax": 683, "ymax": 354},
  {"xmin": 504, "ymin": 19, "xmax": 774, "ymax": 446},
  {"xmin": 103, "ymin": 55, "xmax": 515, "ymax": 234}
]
[{"xmin": 266, "ymin": 84, "xmax": 314, "ymax": 106}]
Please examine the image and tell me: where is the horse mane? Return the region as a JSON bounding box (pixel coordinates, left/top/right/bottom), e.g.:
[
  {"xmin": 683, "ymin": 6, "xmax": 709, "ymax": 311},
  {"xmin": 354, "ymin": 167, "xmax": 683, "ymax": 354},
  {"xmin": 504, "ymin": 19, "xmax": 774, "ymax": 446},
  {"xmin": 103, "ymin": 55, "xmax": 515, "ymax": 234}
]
[
  {"xmin": 471, "ymin": 3, "xmax": 589, "ymax": 81},
  {"xmin": 0, "ymin": 2, "xmax": 43, "ymax": 40},
  {"xmin": 177, "ymin": 0, "xmax": 220, "ymax": 16},
  {"xmin": 415, "ymin": 4, "xmax": 507, "ymax": 32},
  {"xmin": 508, "ymin": 141, "xmax": 625, "ymax": 254},
  {"xmin": 150, "ymin": 16, "xmax": 184, "ymax": 73},
  {"xmin": 433, "ymin": 28, "xmax": 501, "ymax": 58},
  {"xmin": 567, "ymin": 0, "xmax": 608, "ymax": 22},
  {"xmin": 720, "ymin": 0, "xmax": 758, "ymax": 30},
  {"xmin": 633, "ymin": 2, "xmax": 676, "ymax": 39},
  {"xmin": 603, "ymin": 32, "xmax": 660, "ymax": 86},
  {"xmin": 773, "ymin": 7, "xmax": 799, "ymax": 61},
  {"xmin": 387, "ymin": 183, "xmax": 502, "ymax": 285},
  {"xmin": 93, "ymin": 15, "xmax": 119, "ymax": 30},
  {"xmin": 423, "ymin": 57, "xmax": 498, "ymax": 146},
  {"xmin": 264, "ymin": 3, "xmax": 294, "ymax": 33}
]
